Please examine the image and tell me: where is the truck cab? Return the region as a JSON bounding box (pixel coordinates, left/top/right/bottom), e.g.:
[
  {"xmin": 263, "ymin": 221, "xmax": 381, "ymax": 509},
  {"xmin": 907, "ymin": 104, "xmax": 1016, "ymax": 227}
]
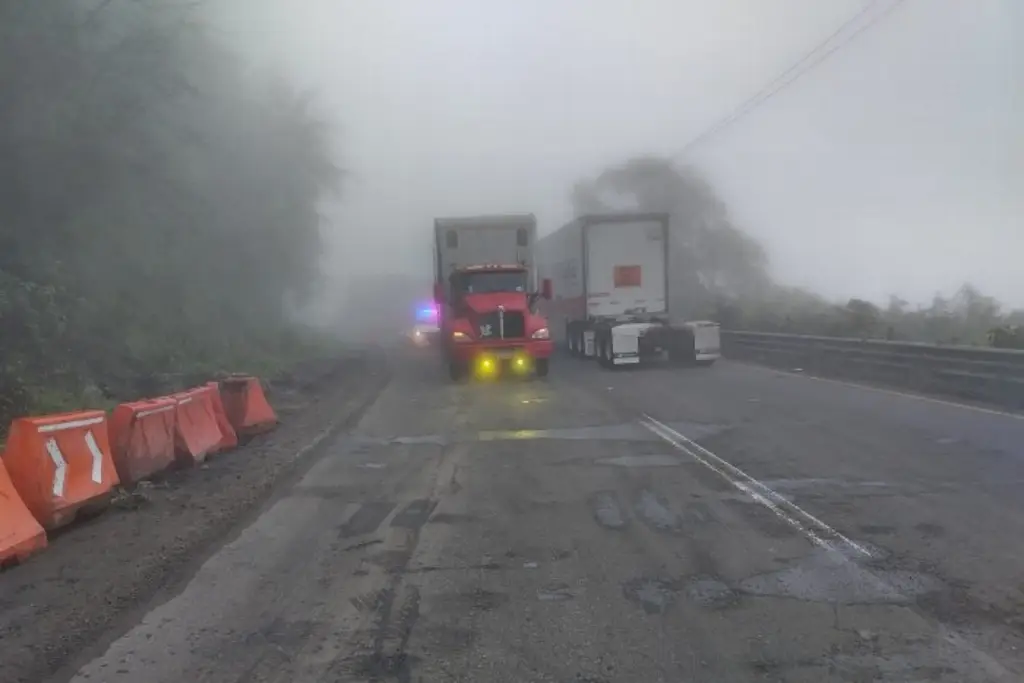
[
  {"xmin": 436, "ymin": 264, "xmax": 553, "ymax": 380},
  {"xmin": 433, "ymin": 214, "xmax": 554, "ymax": 381}
]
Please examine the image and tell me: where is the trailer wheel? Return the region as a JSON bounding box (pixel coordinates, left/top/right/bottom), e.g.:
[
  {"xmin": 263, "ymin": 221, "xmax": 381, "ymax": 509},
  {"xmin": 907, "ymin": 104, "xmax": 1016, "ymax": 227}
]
[
  {"xmin": 597, "ymin": 331, "xmax": 614, "ymax": 369},
  {"xmin": 535, "ymin": 358, "xmax": 550, "ymax": 377}
]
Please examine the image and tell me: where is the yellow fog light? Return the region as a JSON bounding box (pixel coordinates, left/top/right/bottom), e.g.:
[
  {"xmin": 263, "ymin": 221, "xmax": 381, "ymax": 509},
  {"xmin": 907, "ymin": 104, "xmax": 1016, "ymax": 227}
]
[
  {"xmin": 475, "ymin": 355, "xmax": 498, "ymax": 379},
  {"xmin": 511, "ymin": 355, "xmax": 530, "ymax": 374}
]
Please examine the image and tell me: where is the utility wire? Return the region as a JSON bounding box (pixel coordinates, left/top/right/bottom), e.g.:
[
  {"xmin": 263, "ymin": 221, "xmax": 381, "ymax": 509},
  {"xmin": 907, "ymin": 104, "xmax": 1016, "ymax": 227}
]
[{"xmin": 675, "ymin": 0, "xmax": 908, "ymax": 159}]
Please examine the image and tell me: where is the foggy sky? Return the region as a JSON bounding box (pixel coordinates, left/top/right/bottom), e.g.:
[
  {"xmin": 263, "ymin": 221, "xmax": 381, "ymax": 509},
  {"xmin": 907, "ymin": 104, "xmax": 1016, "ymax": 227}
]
[{"xmin": 206, "ymin": 0, "xmax": 1022, "ymax": 308}]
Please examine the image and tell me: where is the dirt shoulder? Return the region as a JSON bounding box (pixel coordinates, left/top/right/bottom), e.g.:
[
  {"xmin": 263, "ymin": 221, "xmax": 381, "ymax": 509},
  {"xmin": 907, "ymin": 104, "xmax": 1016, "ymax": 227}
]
[{"xmin": 0, "ymin": 350, "xmax": 391, "ymax": 683}]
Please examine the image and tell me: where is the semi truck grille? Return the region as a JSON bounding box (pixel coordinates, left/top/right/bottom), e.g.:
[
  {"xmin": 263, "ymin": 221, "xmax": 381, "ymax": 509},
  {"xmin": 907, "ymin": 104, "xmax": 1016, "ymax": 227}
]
[
  {"xmin": 475, "ymin": 311, "xmax": 526, "ymax": 340},
  {"xmin": 502, "ymin": 311, "xmax": 525, "ymax": 339}
]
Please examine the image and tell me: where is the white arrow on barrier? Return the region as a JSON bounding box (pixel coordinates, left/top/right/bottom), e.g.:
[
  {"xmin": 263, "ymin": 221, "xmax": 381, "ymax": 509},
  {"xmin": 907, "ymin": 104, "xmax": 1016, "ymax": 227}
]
[
  {"xmin": 38, "ymin": 416, "xmax": 107, "ymax": 493},
  {"xmin": 45, "ymin": 438, "xmax": 67, "ymax": 497},
  {"xmin": 84, "ymin": 430, "xmax": 104, "ymax": 484}
]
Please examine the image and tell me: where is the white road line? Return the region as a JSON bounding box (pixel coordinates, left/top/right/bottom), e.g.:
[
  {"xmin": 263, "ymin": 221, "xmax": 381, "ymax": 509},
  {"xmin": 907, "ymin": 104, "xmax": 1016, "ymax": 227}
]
[
  {"xmin": 640, "ymin": 414, "xmax": 872, "ymax": 558},
  {"xmin": 640, "ymin": 413, "xmax": 1017, "ymax": 681}
]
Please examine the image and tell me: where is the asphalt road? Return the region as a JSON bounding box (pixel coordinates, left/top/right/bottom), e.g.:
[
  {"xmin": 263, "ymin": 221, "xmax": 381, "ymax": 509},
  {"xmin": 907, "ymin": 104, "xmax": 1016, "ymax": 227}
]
[{"xmin": 63, "ymin": 353, "xmax": 1024, "ymax": 682}]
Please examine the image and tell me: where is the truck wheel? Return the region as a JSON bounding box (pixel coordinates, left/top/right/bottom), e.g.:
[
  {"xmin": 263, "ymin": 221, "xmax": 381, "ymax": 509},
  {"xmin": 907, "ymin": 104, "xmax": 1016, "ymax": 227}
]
[
  {"xmin": 535, "ymin": 358, "xmax": 549, "ymax": 377},
  {"xmin": 449, "ymin": 361, "xmax": 466, "ymax": 381}
]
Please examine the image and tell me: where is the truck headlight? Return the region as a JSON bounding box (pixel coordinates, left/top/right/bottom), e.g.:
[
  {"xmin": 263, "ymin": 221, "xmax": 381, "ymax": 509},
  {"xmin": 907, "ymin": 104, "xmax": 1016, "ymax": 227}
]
[
  {"xmin": 452, "ymin": 330, "xmax": 471, "ymax": 342},
  {"xmin": 531, "ymin": 327, "xmax": 550, "ymax": 340}
]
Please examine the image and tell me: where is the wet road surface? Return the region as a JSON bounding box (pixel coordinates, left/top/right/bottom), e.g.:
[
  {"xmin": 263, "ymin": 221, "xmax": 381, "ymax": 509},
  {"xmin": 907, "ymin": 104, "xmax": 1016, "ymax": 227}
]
[{"xmin": 66, "ymin": 354, "xmax": 1024, "ymax": 682}]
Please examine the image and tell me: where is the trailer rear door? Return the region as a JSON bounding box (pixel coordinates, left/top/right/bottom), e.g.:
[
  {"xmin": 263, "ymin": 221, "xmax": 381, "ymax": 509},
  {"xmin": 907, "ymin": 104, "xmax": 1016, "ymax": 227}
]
[
  {"xmin": 435, "ymin": 216, "xmax": 536, "ymax": 288},
  {"xmin": 585, "ymin": 218, "xmax": 667, "ymax": 317}
]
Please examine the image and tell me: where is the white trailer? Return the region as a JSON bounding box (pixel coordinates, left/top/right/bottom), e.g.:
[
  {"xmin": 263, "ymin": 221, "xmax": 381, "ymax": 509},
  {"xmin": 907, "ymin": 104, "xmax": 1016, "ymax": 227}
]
[
  {"xmin": 537, "ymin": 212, "xmax": 720, "ymax": 367},
  {"xmin": 433, "ymin": 214, "xmax": 537, "ymax": 290}
]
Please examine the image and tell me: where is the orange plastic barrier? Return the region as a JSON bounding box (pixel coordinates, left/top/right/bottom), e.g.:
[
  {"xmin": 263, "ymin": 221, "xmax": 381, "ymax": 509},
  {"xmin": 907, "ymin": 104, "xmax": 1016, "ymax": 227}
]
[
  {"xmin": 0, "ymin": 458, "xmax": 47, "ymax": 567},
  {"xmin": 206, "ymin": 381, "xmax": 238, "ymax": 453},
  {"xmin": 109, "ymin": 397, "xmax": 177, "ymax": 485},
  {"xmin": 3, "ymin": 410, "xmax": 119, "ymax": 530},
  {"xmin": 172, "ymin": 386, "xmax": 222, "ymax": 466},
  {"xmin": 221, "ymin": 376, "xmax": 278, "ymax": 437}
]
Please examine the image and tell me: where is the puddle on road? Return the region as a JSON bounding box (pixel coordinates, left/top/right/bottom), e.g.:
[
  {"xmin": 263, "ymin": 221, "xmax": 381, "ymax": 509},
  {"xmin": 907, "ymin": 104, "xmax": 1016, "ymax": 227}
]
[
  {"xmin": 738, "ymin": 548, "xmax": 941, "ymax": 605},
  {"xmin": 478, "ymin": 422, "xmax": 650, "ymax": 442},
  {"xmin": 351, "ymin": 420, "xmax": 729, "ymax": 449}
]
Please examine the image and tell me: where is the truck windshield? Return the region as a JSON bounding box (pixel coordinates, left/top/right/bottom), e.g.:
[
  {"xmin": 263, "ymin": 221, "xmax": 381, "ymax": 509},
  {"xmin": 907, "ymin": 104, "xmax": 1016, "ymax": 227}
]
[{"xmin": 453, "ymin": 271, "xmax": 527, "ymax": 294}]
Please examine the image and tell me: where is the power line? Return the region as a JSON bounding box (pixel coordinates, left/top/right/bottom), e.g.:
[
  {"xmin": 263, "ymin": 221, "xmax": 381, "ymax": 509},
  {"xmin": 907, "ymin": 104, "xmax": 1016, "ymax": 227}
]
[{"xmin": 675, "ymin": 0, "xmax": 908, "ymax": 159}]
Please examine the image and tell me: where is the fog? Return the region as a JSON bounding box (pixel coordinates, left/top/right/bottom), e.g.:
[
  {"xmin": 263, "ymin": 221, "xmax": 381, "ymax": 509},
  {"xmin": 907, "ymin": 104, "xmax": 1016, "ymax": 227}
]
[
  {"xmin": 206, "ymin": 0, "xmax": 1021, "ymax": 308},
  {"xmin": 1, "ymin": 1, "xmax": 1020, "ymax": 428}
]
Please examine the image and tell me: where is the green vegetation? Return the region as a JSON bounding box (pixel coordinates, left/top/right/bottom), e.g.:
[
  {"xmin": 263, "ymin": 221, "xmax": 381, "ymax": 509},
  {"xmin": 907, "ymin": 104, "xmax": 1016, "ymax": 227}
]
[
  {"xmin": 574, "ymin": 156, "xmax": 1024, "ymax": 348},
  {"xmin": 0, "ymin": 2, "xmax": 340, "ymax": 430}
]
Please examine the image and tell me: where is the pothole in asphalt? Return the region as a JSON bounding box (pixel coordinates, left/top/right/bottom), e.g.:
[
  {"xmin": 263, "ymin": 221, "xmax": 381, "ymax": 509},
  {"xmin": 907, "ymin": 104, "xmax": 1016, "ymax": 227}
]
[
  {"xmin": 634, "ymin": 490, "xmax": 680, "ymax": 533},
  {"xmin": 738, "ymin": 548, "xmax": 941, "ymax": 604},
  {"xmin": 684, "ymin": 578, "xmax": 737, "ymax": 609},
  {"xmin": 591, "ymin": 492, "xmax": 628, "ymax": 530},
  {"xmin": 623, "ymin": 578, "xmax": 677, "ymax": 614}
]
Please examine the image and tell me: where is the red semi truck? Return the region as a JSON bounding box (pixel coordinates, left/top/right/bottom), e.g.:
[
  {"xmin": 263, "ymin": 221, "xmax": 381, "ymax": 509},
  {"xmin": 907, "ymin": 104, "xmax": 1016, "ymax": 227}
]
[{"xmin": 433, "ymin": 214, "xmax": 553, "ymax": 381}]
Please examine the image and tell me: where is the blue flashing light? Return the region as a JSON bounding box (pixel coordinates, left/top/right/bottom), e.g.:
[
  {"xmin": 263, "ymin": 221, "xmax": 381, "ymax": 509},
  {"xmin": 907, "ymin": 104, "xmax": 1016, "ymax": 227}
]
[{"xmin": 414, "ymin": 303, "xmax": 438, "ymax": 322}]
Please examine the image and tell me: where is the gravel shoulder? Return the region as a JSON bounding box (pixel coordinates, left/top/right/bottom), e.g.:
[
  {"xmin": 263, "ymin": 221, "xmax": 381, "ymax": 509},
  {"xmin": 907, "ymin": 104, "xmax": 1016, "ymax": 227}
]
[{"xmin": 0, "ymin": 350, "xmax": 391, "ymax": 683}]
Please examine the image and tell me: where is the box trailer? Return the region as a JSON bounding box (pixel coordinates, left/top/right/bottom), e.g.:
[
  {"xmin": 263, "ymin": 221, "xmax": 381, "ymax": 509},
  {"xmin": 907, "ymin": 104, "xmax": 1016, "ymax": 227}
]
[{"xmin": 537, "ymin": 212, "xmax": 720, "ymax": 367}]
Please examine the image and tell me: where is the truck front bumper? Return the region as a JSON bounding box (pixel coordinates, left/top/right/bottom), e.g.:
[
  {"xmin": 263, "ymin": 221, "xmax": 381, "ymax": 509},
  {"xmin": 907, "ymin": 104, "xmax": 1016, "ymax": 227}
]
[{"xmin": 449, "ymin": 339, "xmax": 553, "ymax": 362}]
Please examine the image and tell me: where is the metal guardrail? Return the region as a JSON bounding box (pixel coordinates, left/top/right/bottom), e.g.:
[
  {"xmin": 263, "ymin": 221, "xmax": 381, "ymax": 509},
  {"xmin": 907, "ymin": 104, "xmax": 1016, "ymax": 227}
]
[{"xmin": 720, "ymin": 330, "xmax": 1024, "ymax": 411}]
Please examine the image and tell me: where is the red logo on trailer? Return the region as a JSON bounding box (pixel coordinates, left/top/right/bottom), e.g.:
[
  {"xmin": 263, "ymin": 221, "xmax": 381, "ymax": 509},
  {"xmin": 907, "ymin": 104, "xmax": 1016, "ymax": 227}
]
[{"xmin": 613, "ymin": 265, "xmax": 642, "ymax": 288}]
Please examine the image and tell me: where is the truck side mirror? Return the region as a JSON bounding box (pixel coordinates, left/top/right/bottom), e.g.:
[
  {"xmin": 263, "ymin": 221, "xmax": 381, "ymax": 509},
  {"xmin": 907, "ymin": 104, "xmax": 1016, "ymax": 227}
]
[
  {"xmin": 541, "ymin": 278, "xmax": 552, "ymax": 300},
  {"xmin": 433, "ymin": 282, "xmax": 445, "ymax": 304}
]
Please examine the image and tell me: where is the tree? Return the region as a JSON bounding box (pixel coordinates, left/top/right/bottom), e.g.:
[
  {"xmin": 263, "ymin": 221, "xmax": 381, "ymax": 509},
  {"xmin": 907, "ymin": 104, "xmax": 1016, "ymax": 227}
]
[
  {"xmin": 0, "ymin": 1, "xmax": 341, "ymax": 431},
  {"xmin": 571, "ymin": 156, "xmax": 771, "ymax": 319}
]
